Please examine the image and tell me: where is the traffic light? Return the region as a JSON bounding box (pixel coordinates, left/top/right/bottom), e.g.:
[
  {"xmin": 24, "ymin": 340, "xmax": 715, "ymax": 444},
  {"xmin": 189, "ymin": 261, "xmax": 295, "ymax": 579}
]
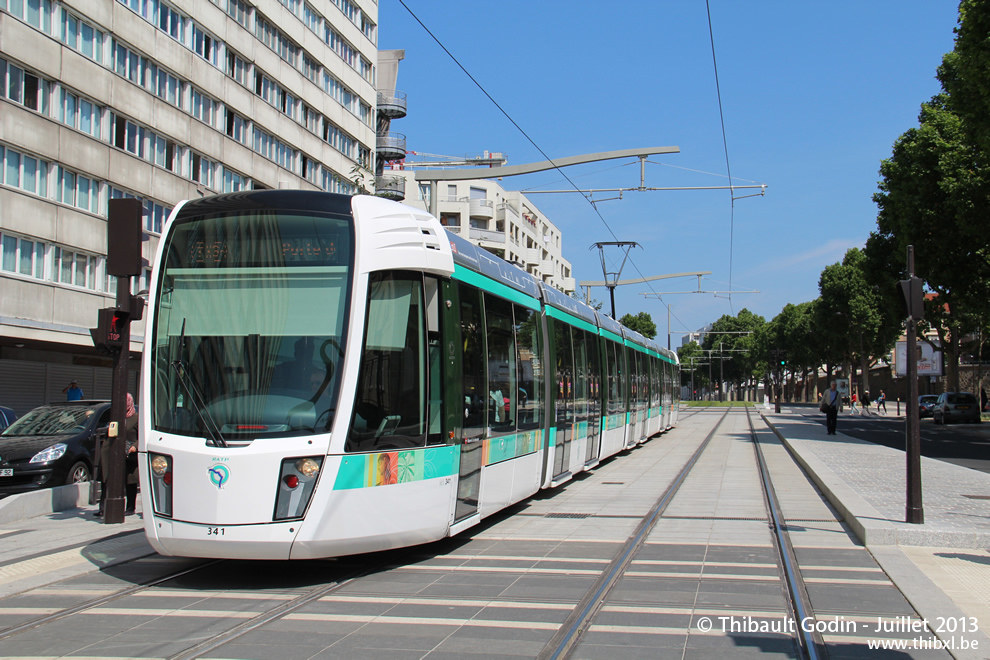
[
  {"xmin": 90, "ymin": 307, "xmax": 130, "ymax": 353},
  {"xmin": 779, "ymin": 350, "xmax": 787, "ymax": 367},
  {"xmin": 899, "ymin": 276, "xmax": 924, "ymax": 321}
]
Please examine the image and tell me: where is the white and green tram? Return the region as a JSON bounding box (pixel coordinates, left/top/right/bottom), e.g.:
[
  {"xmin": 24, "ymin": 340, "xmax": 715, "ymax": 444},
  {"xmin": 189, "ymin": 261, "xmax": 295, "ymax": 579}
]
[{"xmin": 140, "ymin": 191, "xmax": 679, "ymax": 559}]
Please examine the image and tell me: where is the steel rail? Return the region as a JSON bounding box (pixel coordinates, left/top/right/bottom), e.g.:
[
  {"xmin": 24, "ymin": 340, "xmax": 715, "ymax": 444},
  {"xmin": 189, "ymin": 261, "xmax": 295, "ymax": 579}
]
[
  {"xmin": 538, "ymin": 405, "xmax": 732, "ymax": 660},
  {"xmin": 746, "ymin": 406, "xmax": 828, "ymax": 660}
]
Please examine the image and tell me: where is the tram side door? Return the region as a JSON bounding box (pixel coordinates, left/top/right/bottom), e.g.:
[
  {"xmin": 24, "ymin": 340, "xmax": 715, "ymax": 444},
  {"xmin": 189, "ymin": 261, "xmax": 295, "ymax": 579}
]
[{"xmin": 452, "ymin": 281, "xmax": 484, "ymax": 522}]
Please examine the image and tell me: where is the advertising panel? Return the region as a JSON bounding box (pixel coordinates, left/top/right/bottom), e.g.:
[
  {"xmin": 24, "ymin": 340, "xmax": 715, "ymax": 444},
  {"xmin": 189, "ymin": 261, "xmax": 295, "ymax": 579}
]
[{"xmin": 895, "ymin": 340, "xmax": 943, "ymax": 376}]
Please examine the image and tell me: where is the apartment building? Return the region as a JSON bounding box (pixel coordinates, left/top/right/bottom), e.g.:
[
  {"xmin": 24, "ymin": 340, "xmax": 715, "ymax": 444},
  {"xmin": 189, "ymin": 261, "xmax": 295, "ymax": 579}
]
[
  {"xmin": 0, "ymin": 0, "xmax": 380, "ymax": 412},
  {"xmin": 386, "ymin": 168, "xmax": 576, "ymax": 294}
]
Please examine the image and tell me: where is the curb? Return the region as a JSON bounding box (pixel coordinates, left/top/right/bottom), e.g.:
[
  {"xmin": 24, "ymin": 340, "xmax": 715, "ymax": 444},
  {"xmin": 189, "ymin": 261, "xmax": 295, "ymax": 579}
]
[
  {"xmin": 0, "ymin": 484, "xmax": 92, "ymax": 525},
  {"xmin": 760, "ymin": 412, "xmax": 990, "ymax": 550},
  {"xmin": 760, "ymin": 411, "xmax": 897, "ymax": 546}
]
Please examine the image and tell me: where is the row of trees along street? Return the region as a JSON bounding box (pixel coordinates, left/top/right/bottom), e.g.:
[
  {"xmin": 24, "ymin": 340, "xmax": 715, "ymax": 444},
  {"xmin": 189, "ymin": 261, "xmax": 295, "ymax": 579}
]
[{"xmin": 675, "ymin": 0, "xmax": 990, "ymax": 404}]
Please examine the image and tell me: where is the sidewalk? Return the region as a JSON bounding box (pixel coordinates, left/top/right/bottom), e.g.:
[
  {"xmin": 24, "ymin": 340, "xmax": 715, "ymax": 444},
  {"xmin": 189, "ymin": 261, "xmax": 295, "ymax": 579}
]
[
  {"xmin": 0, "ymin": 485, "xmax": 150, "ymax": 598},
  {"xmin": 762, "ymin": 405, "xmax": 990, "ymax": 654}
]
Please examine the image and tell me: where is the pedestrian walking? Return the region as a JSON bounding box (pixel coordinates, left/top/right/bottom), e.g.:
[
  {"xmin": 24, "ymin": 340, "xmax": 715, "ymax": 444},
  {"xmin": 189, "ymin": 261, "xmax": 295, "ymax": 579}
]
[
  {"xmin": 982, "ymin": 387, "xmax": 987, "ymax": 412},
  {"xmin": 877, "ymin": 390, "xmax": 887, "ymax": 415},
  {"xmin": 850, "ymin": 391, "xmax": 858, "ymax": 415},
  {"xmin": 820, "ymin": 381, "xmax": 840, "ymax": 435},
  {"xmin": 862, "ymin": 390, "xmax": 872, "ymax": 416}
]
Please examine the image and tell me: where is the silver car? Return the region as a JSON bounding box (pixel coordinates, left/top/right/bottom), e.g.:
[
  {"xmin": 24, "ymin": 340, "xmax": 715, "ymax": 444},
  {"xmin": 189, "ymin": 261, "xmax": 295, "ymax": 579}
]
[{"xmin": 933, "ymin": 392, "xmax": 981, "ymax": 424}]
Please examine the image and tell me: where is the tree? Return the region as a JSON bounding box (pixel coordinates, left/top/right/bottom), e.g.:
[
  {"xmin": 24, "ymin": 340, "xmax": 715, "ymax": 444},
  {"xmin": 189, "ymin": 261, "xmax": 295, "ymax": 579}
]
[
  {"xmin": 938, "ymin": 0, "xmax": 990, "ymax": 155},
  {"xmin": 619, "ymin": 312, "xmax": 657, "ymax": 339},
  {"xmin": 816, "ymin": 248, "xmax": 900, "ymax": 394},
  {"xmin": 702, "ymin": 309, "xmax": 765, "ymax": 400},
  {"xmin": 871, "ymin": 95, "xmax": 990, "ymax": 390},
  {"xmin": 766, "ymin": 301, "xmax": 818, "ymax": 401}
]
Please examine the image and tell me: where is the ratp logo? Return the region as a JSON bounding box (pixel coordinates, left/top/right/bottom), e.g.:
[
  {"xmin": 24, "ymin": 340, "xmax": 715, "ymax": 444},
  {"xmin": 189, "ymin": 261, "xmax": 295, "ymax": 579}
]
[{"xmin": 208, "ymin": 464, "xmax": 230, "ymax": 489}]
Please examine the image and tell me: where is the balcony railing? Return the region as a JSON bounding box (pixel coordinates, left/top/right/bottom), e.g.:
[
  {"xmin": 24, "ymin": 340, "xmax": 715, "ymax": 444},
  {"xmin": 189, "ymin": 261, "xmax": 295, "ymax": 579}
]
[
  {"xmin": 377, "ymin": 90, "xmax": 407, "ymax": 119},
  {"xmin": 497, "ymin": 201, "xmax": 519, "ymax": 222},
  {"xmin": 470, "ymin": 228, "xmax": 506, "ymax": 243},
  {"xmin": 375, "ymin": 175, "xmax": 405, "ymax": 201},
  {"xmin": 376, "ymin": 132, "xmax": 406, "ymax": 161},
  {"xmin": 469, "ymin": 198, "xmax": 494, "ymax": 219}
]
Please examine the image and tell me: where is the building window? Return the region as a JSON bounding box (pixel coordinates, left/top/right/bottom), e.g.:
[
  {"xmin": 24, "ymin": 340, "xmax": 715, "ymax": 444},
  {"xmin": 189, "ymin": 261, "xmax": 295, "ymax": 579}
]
[
  {"xmin": 60, "ymin": 9, "xmax": 104, "ymax": 63},
  {"xmin": 0, "ymin": 231, "xmax": 47, "ymax": 280},
  {"xmin": 0, "ymin": 144, "xmax": 50, "ymax": 198},
  {"xmin": 58, "ymin": 88, "xmax": 103, "ymax": 139},
  {"xmin": 147, "ymin": 62, "xmax": 182, "ymax": 108},
  {"xmin": 1, "ymin": 59, "xmax": 49, "ymax": 114},
  {"xmin": 223, "ymin": 0, "xmax": 250, "ymax": 27},
  {"xmin": 303, "ymin": 2, "xmax": 321, "ymax": 33},
  {"xmin": 191, "ymin": 24, "xmax": 219, "ymax": 66},
  {"xmin": 5, "ymin": 0, "xmax": 53, "ymax": 33},
  {"xmin": 222, "ymin": 167, "xmax": 246, "ymax": 192},
  {"xmin": 56, "ymin": 167, "xmax": 101, "ymax": 214},
  {"xmin": 302, "ymin": 156, "xmax": 319, "ymax": 185},
  {"xmin": 190, "ymin": 152, "xmax": 215, "ymax": 189},
  {"xmin": 225, "ymin": 108, "xmax": 247, "ymax": 143},
  {"xmin": 112, "ymin": 40, "xmax": 144, "ymax": 85},
  {"xmin": 191, "ymin": 88, "xmax": 216, "ymax": 127},
  {"xmin": 323, "ymin": 170, "xmax": 355, "ymax": 195},
  {"xmin": 226, "ymin": 50, "xmax": 250, "ymax": 86},
  {"xmin": 303, "ymin": 105, "xmax": 320, "ymax": 135},
  {"xmin": 52, "ymin": 246, "xmax": 101, "ymax": 291}
]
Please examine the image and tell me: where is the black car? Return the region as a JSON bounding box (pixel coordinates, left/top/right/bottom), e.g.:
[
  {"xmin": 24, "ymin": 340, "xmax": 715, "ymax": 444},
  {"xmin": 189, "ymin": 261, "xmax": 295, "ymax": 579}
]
[
  {"xmin": 0, "ymin": 406, "xmax": 16, "ymax": 431},
  {"xmin": 0, "ymin": 401, "xmax": 111, "ymax": 494},
  {"xmin": 918, "ymin": 395, "xmax": 939, "ymax": 418}
]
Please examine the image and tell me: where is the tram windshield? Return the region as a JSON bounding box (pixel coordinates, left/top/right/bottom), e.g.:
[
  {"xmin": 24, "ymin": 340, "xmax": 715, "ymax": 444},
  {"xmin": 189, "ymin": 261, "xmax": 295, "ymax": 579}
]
[{"xmin": 151, "ymin": 207, "xmax": 353, "ymax": 441}]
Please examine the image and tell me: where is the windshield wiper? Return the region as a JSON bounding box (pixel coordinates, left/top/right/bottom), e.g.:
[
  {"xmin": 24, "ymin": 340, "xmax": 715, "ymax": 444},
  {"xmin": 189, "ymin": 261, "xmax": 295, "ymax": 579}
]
[{"xmin": 171, "ymin": 318, "xmax": 227, "ymax": 448}]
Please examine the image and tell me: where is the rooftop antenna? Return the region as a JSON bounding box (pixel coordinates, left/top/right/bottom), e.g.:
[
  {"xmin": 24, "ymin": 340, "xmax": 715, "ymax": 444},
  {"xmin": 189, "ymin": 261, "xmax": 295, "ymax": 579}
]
[{"xmin": 591, "ymin": 241, "xmax": 640, "ymax": 319}]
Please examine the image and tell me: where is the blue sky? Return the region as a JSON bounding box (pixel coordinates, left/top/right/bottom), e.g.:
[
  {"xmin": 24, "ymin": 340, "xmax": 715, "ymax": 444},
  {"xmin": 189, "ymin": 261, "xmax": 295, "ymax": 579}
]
[{"xmin": 379, "ymin": 1, "xmax": 959, "ymax": 347}]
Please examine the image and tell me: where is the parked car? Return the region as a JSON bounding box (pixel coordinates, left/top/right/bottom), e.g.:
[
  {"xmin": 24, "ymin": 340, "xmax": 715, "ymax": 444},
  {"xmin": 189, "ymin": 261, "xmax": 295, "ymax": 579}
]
[
  {"xmin": 933, "ymin": 392, "xmax": 981, "ymax": 425},
  {"xmin": 0, "ymin": 401, "xmax": 111, "ymax": 494},
  {"xmin": 918, "ymin": 395, "xmax": 939, "ymax": 419},
  {"xmin": 0, "ymin": 406, "xmax": 16, "ymax": 431}
]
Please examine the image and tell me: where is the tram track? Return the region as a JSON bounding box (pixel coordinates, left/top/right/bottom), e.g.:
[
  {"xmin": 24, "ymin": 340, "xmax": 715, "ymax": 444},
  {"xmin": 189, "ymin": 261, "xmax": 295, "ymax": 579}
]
[
  {"xmin": 538, "ymin": 404, "xmax": 854, "ymax": 660},
  {"xmin": 538, "ymin": 405, "xmax": 733, "ymax": 660},
  {"xmin": 0, "ymin": 407, "xmax": 947, "ymax": 659},
  {"xmin": 0, "ymin": 557, "xmax": 222, "ymax": 642}
]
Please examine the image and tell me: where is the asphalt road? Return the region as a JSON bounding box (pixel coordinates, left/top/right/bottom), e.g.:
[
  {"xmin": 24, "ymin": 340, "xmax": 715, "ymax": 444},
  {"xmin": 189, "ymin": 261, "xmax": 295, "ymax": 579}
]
[{"xmin": 826, "ymin": 411, "xmax": 990, "ymax": 474}]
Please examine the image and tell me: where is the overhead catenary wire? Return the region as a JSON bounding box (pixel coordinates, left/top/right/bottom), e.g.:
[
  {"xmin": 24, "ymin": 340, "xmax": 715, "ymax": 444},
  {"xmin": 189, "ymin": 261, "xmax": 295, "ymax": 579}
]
[
  {"xmin": 706, "ymin": 0, "xmax": 737, "ymax": 313},
  {"xmin": 398, "ymin": 1, "xmax": 700, "ymax": 330}
]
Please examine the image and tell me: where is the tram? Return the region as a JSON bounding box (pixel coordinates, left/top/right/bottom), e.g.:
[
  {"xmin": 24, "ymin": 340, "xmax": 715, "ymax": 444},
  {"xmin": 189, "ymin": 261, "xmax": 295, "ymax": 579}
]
[{"xmin": 139, "ymin": 191, "xmax": 679, "ymax": 559}]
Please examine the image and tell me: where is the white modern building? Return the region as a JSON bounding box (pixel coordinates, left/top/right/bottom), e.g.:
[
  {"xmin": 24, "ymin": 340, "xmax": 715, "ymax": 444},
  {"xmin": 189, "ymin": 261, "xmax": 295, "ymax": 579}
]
[
  {"xmin": 0, "ymin": 0, "xmax": 381, "ymax": 412},
  {"xmin": 385, "ymin": 168, "xmax": 576, "ymax": 294}
]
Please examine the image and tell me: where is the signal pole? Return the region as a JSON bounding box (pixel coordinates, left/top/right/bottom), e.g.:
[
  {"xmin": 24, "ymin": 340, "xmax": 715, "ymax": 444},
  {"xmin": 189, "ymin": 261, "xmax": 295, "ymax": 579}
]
[
  {"xmin": 91, "ymin": 199, "xmax": 145, "ymax": 524},
  {"xmin": 901, "ymin": 245, "xmax": 924, "ymax": 524}
]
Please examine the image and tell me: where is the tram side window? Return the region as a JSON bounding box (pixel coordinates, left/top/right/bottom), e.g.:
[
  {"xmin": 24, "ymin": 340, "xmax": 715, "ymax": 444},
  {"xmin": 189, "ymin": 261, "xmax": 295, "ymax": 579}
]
[
  {"xmin": 346, "ymin": 272, "xmax": 426, "ymax": 452},
  {"xmin": 587, "ymin": 334, "xmax": 601, "ymax": 424},
  {"xmin": 572, "ymin": 327, "xmax": 589, "ymax": 428},
  {"xmin": 485, "ymin": 294, "xmax": 516, "ymax": 436},
  {"xmin": 459, "ymin": 282, "xmax": 485, "ymax": 439},
  {"xmin": 515, "ymin": 304, "xmax": 543, "ymax": 431},
  {"xmin": 555, "ymin": 320, "xmax": 573, "ymax": 427},
  {"xmin": 606, "ymin": 340, "xmax": 620, "ymax": 417}
]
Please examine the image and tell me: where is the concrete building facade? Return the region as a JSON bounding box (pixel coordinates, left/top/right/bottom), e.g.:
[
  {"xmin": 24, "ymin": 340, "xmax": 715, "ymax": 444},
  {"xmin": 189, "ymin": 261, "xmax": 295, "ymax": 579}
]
[
  {"xmin": 0, "ymin": 0, "xmax": 380, "ymax": 413},
  {"xmin": 387, "ymin": 168, "xmax": 576, "ymax": 294}
]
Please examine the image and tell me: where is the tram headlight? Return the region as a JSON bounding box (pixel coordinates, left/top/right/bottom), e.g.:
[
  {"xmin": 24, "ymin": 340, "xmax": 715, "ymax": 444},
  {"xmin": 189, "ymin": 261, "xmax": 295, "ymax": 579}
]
[
  {"xmin": 295, "ymin": 458, "xmax": 320, "ymax": 479},
  {"xmin": 149, "ymin": 452, "xmax": 173, "ymax": 518},
  {"xmin": 274, "ymin": 456, "xmax": 323, "ymax": 521}
]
